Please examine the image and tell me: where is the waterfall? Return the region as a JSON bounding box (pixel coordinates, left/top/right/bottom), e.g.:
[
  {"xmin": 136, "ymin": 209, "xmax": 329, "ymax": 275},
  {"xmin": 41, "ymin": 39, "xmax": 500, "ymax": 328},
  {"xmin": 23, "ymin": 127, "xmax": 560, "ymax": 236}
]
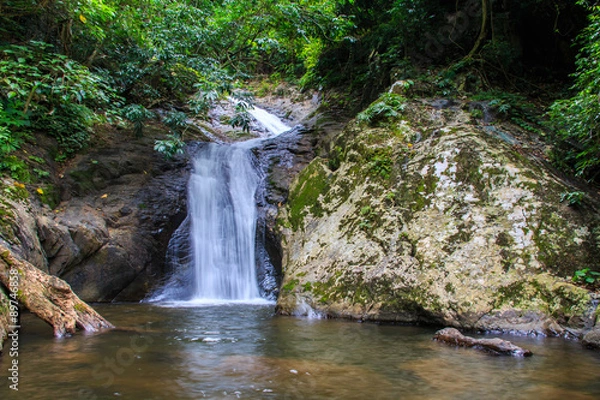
[
  {"xmin": 149, "ymin": 105, "xmax": 290, "ymax": 304},
  {"xmin": 188, "ymin": 144, "xmax": 261, "ymax": 300},
  {"xmin": 248, "ymin": 107, "xmax": 291, "ymax": 136}
]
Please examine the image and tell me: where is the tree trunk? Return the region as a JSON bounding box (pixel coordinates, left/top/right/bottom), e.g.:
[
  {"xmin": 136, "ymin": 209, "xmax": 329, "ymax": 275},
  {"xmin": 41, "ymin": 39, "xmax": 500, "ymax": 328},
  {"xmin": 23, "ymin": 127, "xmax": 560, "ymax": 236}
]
[
  {"xmin": 466, "ymin": 0, "xmax": 490, "ymax": 59},
  {"xmin": 434, "ymin": 328, "xmax": 533, "ymax": 357},
  {"xmin": 0, "ymin": 243, "xmax": 114, "ymax": 338}
]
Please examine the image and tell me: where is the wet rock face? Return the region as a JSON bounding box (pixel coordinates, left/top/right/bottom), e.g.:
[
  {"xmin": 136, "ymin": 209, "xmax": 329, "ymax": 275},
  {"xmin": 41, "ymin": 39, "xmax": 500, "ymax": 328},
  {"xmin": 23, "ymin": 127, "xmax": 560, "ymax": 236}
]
[
  {"xmin": 0, "ymin": 124, "xmax": 189, "ymax": 303},
  {"xmin": 276, "ymin": 99, "xmax": 600, "ymax": 337},
  {"xmin": 255, "ymin": 127, "xmax": 318, "ymax": 294},
  {"xmin": 53, "ymin": 136, "xmax": 189, "ymax": 302}
]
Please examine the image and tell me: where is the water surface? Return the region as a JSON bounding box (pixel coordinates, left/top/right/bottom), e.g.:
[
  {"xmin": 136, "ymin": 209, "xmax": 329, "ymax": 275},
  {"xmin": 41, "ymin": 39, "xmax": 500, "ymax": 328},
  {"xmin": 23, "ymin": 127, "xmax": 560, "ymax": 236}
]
[{"xmin": 1, "ymin": 303, "xmax": 599, "ymax": 399}]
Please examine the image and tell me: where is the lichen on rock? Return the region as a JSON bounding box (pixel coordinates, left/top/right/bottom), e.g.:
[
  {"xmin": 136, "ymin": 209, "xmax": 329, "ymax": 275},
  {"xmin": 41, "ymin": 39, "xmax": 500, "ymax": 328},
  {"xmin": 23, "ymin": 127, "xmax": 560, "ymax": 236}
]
[{"xmin": 276, "ymin": 97, "xmax": 600, "ymax": 338}]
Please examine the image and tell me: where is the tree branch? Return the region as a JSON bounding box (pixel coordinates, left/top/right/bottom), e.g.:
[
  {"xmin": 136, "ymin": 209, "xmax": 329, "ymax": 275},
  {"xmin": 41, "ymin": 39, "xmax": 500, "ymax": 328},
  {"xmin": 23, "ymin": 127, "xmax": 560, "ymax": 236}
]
[{"xmin": 0, "ymin": 244, "xmax": 113, "ymax": 337}]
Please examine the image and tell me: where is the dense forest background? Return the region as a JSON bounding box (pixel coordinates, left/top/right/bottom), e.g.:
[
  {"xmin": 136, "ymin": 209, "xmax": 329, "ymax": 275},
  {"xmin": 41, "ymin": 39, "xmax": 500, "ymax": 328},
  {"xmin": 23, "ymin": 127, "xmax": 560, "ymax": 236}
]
[{"xmin": 1, "ymin": 0, "xmax": 599, "ymax": 182}]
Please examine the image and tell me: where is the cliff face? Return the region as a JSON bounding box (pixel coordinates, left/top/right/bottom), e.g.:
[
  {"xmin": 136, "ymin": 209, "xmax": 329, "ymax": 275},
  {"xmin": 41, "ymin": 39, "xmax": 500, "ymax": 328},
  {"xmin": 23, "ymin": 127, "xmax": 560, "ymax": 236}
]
[
  {"xmin": 0, "ymin": 123, "xmax": 189, "ymax": 305},
  {"xmin": 276, "ymin": 97, "xmax": 600, "ymax": 337},
  {"xmin": 0, "ymin": 121, "xmax": 187, "ymax": 346}
]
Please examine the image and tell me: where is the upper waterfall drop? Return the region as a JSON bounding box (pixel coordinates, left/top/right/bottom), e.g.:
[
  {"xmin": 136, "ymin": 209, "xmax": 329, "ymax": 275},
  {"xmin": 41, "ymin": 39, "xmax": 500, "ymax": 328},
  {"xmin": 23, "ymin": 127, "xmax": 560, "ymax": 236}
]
[{"xmin": 248, "ymin": 106, "xmax": 291, "ymax": 136}]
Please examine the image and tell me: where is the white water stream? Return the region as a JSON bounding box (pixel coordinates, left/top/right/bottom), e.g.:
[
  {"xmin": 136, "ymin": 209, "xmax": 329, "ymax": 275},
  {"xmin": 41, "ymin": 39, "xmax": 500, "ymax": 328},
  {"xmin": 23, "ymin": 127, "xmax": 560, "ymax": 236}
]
[{"xmin": 151, "ymin": 105, "xmax": 290, "ymax": 304}]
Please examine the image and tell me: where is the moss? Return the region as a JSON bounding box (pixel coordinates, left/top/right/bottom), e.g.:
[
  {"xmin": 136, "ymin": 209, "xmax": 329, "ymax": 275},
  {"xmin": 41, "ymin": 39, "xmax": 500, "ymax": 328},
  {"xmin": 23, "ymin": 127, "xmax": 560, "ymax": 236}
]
[
  {"xmin": 0, "ymin": 200, "xmax": 16, "ymax": 243},
  {"xmin": 287, "ymin": 160, "xmax": 331, "ymax": 231},
  {"xmin": 322, "ymin": 167, "xmax": 357, "ymax": 207},
  {"xmin": 494, "ymin": 276, "xmax": 590, "ymax": 321},
  {"xmin": 443, "ymin": 221, "xmax": 473, "ymax": 254},
  {"xmin": 281, "ymin": 278, "xmax": 300, "ymax": 293},
  {"xmin": 327, "ymin": 146, "xmax": 344, "ymax": 171},
  {"xmin": 495, "ymin": 232, "xmax": 514, "ymax": 247},
  {"xmin": 454, "ymin": 146, "xmax": 486, "ymax": 201},
  {"xmin": 532, "ymin": 206, "xmax": 598, "ymax": 278},
  {"xmin": 395, "ymin": 171, "xmax": 438, "ymax": 222},
  {"xmin": 38, "ymin": 184, "xmax": 60, "ymax": 209},
  {"xmin": 366, "ymin": 147, "xmax": 394, "ymax": 181},
  {"xmin": 16, "ymin": 289, "xmax": 26, "ymax": 303}
]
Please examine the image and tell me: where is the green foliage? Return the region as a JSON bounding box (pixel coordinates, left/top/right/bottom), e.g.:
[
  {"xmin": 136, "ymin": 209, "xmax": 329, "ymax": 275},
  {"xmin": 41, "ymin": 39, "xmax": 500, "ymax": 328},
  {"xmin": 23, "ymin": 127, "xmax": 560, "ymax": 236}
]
[
  {"xmin": 163, "ymin": 111, "xmax": 188, "ymax": 136},
  {"xmin": 357, "ymin": 93, "xmax": 407, "ymax": 126},
  {"xmin": 154, "ymin": 134, "xmax": 185, "ymax": 160},
  {"xmin": 358, "ymin": 205, "xmax": 376, "ymax": 231},
  {"xmin": 0, "ymin": 156, "xmax": 30, "ymax": 182},
  {"xmin": 549, "ymin": 2, "xmax": 600, "ymax": 181},
  {"xmin": 3, "ymin": 183, "xmax": 29, "ymax": 202},
  {"xmin": 188, "ymin": 88, "xmax": 220, "ymax": 117},
  {"xmin": 282, "ymin": 278, "xmax": 300, "ymax": 293},
  {"xmin": 229, "ymin": 99, "xmax": 254, "ymax": 133},
  {"xmin": 0, "ymin": 41, "xmax": 119, "ymax": 161},
  {"xmin": 472, "ymin": 90, "xmax": 543, "ymax": 133},
  {"xmin": 369, "ymin": 153, "xmax": 393, "ymax": 180},
  {"xmin": 572, "ymin": 268, "xmax": 600, "ymax": 286},
  {"xmin": 0, "ymin": 42, "xmax": 116, "ymax": 110},
  {"xmin": 560, "ymin": 191, "xmax": 586, "ymax": 207},
  {"xmin": 122, "ymin": 104, "xmax": 154, "ymax": 137}
]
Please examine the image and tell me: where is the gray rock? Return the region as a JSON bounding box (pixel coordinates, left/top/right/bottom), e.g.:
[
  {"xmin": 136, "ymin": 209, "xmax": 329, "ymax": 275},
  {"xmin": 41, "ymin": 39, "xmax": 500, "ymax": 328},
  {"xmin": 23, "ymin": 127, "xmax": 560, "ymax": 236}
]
[{"xmin": 582, "ymin": 328, "xmax": 600, "ymax": 349}]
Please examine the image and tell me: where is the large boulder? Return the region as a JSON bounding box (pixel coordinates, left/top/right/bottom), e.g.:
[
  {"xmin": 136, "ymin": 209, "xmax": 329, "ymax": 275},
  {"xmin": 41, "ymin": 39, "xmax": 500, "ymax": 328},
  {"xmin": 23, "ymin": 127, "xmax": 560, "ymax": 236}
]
[{"xmin": 276, "ymin": 98, "xmax": 600, "ymax": 337}]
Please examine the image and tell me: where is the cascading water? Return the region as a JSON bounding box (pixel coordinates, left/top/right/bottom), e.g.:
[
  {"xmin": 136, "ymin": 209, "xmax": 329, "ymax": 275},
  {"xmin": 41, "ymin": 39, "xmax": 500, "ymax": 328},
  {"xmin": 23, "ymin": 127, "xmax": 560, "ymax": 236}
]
[
  {"xmin": 188, "ymin": 144, "xmax": 261, "ymax": 300},
  {"xmin": 150, "ymin": 105, "xmax": 290, "ymax": 303}
]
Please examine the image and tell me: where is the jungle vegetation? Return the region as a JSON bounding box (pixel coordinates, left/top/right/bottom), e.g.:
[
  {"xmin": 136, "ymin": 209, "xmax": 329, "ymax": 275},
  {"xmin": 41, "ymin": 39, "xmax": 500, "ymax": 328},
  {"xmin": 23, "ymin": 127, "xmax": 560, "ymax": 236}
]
[{"xmin": 0, "ymin": 0, "xmax": 599, "ymax": 181}]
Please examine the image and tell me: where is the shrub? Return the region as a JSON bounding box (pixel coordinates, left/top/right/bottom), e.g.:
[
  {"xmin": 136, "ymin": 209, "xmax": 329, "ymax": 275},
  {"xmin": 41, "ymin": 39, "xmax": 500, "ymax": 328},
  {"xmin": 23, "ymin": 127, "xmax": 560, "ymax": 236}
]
[
  {"xmin": 357, "ymin": 93, "xmax": 407, "ymax": 126},
  {"xmin": 548, "ymin": 2, "xmax": 600, "ymax": 181}
]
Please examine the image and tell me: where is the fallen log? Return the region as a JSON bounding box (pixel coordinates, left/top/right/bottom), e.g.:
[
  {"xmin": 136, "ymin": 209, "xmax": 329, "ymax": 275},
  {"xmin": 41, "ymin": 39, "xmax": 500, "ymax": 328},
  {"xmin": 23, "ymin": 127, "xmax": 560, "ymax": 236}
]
[
  {"xmin": 0, "ymin": 243, "xmax": 113, "ymax": 338},
  {"xmin": 433, "ymin": 327, "xmax": 533, "ymax": 357}
]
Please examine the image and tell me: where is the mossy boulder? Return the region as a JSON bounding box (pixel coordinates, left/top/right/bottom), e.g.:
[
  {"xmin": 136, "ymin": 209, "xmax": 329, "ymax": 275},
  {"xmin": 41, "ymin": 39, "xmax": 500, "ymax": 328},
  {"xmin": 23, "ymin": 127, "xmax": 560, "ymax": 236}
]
[{"xmin": 276, "ymin": 98, "xmax": 600, "ymax": 337}]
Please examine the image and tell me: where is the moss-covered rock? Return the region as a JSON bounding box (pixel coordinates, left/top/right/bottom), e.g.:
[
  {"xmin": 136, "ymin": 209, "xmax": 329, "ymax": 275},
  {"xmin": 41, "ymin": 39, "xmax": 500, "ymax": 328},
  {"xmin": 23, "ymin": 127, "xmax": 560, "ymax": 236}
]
[
  {"xmin": 0, "ymin": 286, "xmax": 10, "ymax": 352},
  {"xmin": 276, "ymin": 98, "xmax": 600, "ymax": 337}
]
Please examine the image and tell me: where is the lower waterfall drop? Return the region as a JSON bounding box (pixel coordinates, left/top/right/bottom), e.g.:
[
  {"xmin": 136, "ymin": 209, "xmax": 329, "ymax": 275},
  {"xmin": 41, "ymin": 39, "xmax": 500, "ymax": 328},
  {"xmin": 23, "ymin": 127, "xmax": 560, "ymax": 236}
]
[{"xmin": 188, "ymin": 143, "xmax": 261, "ymax": 301}]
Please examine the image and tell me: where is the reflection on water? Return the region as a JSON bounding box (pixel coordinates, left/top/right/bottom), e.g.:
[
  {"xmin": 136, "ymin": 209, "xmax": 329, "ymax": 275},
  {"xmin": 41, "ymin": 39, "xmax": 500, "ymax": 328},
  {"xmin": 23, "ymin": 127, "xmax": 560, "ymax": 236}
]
[{"xmin": 1, "ymin": 303, "xmax": 599, "ymax": 399}]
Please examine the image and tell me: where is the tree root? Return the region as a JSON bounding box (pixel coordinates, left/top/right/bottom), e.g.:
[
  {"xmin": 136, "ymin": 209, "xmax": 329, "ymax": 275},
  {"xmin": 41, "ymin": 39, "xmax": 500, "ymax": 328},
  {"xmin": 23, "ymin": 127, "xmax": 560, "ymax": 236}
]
[{"xmin": 0, "ymin": 243, "xmax": 114, "ymax": 338}]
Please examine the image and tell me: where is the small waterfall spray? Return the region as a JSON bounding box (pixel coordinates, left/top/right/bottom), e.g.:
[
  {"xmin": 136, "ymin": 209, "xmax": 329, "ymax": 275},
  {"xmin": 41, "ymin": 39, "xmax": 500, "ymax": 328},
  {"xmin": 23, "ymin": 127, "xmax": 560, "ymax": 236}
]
[{"xmin": 150, "ymin": 105, "xmax": 290, "ymax": 303}]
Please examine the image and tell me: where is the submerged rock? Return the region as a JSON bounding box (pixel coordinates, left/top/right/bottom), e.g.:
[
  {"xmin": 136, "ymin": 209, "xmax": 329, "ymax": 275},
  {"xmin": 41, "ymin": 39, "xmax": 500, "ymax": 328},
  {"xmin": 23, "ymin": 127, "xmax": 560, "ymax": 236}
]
[
  {"xmin": 433, "ymin": 327, "xmax": 533, "ymax": 357},
  {"xmin": 276, "ymin": 97, "xmax": 600, "ymax": 338}
]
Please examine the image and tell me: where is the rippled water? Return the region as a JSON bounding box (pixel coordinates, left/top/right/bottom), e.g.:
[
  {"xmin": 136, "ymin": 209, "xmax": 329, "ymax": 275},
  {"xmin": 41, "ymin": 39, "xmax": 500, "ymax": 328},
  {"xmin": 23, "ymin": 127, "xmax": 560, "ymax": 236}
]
[{"xmin": 1, "ymin": 303, "xmax": 599, "ymax": 399}]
